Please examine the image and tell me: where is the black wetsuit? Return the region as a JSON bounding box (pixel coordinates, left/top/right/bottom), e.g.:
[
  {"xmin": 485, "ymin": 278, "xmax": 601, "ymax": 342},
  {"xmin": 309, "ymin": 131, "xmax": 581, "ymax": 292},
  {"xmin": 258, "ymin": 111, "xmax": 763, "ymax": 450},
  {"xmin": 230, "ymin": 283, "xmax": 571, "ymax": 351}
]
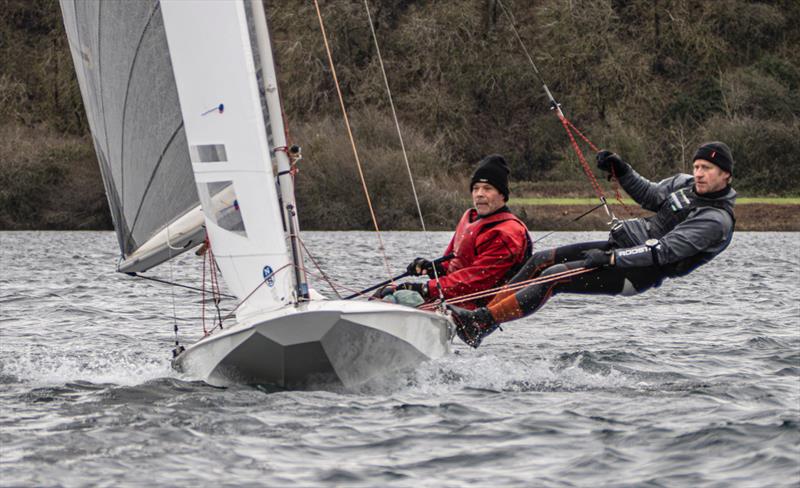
[{"xmin": 503, "ymin": 170, "xmax": 736, "ymax": 316}]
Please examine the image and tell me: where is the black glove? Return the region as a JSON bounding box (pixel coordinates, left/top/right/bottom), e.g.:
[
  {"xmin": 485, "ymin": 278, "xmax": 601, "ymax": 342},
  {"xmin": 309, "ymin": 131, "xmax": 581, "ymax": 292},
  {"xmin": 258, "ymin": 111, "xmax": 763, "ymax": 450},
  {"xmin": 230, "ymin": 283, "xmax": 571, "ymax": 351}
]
[
  {"xmin": 407, "ymin": 257, "xmax": 430, "ymax": 276},
  {"xmin": 372, "ymin": 281, "xmax": 427, "ymax": 299},
  {"xmin": 596, "ymin": 150, "xmax": 630, "ymax": 179},
  {"xmin": 372, "ymin": 285, "xmax": 394, "ymax": 299},
  {"xmin": 406, "ymin": 257, "xmax": 446, "ymax": 278},
  {"xmin": 582, "ymin": 249, "xmax": 614, "ymax": 268},
  {"xmin": 396, "ymin": 281, "xmax": 427, "ymax": 297}
]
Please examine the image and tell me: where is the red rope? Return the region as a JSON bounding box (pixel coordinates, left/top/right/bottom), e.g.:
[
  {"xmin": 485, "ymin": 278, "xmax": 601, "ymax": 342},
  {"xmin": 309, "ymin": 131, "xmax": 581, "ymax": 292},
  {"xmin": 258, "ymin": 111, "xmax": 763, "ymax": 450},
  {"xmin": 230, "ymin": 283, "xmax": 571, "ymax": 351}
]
[
  {"xmin": 564, "ymin": 117, "xmax": 598, "ymax": 152},
  {"xmin": 201, "ymin": 239, "xmax": 208, "ymax": 335},
  {"xmin": 556, "ymin": 112, "xmax": 606, "ymax": 201},
  {"xmin": 418, "ymin": 266, "xmax": 595, "ymax": 311},
  {"xmin": 206, "ymin": 244, "xmax": 224, "ymax": 330},
  {"xmin": 557, "ymin": 113, "xmax": 632, "ymax": 216},
  {"xmin": 295, "ymin": 235, "xmax": 343, "ymax": 299}
]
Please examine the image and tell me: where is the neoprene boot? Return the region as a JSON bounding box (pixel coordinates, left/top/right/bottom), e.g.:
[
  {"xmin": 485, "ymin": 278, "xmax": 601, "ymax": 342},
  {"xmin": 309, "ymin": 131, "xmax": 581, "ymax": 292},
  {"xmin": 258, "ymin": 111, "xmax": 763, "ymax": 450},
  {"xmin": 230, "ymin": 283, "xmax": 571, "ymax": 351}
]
[{"xmin": 447, "ymin": 305, "xmax": 499, "ymax": 348}]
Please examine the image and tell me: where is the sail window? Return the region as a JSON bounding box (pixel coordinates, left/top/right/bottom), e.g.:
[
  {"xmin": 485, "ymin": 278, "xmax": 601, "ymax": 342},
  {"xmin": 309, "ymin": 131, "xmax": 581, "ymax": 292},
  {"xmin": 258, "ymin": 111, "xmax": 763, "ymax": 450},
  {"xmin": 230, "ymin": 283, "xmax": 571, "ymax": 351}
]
[
  {"xmin": 198, "ymin": 181, "xmax": 247, "ymax": 237},
  {"xmin": 190, "ymin": 144, "xmax": 228, "ymax": 163}
]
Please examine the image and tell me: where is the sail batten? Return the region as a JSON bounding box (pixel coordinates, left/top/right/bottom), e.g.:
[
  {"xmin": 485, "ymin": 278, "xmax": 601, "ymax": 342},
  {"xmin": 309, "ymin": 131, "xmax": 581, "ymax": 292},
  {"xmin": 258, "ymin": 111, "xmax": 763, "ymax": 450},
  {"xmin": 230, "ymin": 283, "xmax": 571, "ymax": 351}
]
[{"xmin": 125, "ymin": 121, "xmax": 185, "ymax": 247}]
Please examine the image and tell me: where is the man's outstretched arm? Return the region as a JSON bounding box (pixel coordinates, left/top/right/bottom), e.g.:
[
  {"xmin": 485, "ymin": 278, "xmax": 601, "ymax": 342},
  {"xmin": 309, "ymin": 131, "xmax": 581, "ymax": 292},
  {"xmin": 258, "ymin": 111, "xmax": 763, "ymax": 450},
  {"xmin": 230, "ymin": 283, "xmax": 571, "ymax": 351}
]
[{"xmin": 597, "ymin": 151, "xmax": 691, "ymax": 212}]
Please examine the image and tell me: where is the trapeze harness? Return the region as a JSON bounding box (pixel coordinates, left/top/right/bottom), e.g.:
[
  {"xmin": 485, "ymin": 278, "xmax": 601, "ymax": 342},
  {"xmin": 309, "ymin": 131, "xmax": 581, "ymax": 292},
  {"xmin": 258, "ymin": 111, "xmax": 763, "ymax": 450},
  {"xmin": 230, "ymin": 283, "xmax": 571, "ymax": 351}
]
[{"xmin": 609, "ymin": 184, "xmax": 736, "ymax": 277}]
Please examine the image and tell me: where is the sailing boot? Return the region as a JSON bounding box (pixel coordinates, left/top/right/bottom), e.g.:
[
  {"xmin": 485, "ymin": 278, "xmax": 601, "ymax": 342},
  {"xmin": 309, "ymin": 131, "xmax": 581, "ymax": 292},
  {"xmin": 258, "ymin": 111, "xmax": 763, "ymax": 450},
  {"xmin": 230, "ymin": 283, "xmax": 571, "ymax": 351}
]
[{"xmin": 447, "ymin": 305, "xmax": 499, "ymax": 348}]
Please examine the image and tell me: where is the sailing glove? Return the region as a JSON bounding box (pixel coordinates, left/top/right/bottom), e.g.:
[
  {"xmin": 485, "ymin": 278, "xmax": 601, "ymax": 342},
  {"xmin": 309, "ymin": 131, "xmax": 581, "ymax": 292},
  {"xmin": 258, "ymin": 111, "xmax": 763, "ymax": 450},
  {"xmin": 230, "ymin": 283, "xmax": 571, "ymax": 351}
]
[
  {"xmin": 407, "ymin": 257, "xmax": 429, "ymax": 276},
  {"xmin": 374, "ymin": 281, "xmax": 428, "ymax": 299},
  {"xmin": 406, "ymin": 257, "xmax": 446, "ymax": 278},
  {"xmin": 596, "ymin": 150, "xmax": 631, "ymax": 179},
  {"xmin": 396, "ymin": 281, "xmax": 428, "ymax": 297},
  {"xmin": 582, "ymin": 249, "xmax": 614, "ymax": 268}
]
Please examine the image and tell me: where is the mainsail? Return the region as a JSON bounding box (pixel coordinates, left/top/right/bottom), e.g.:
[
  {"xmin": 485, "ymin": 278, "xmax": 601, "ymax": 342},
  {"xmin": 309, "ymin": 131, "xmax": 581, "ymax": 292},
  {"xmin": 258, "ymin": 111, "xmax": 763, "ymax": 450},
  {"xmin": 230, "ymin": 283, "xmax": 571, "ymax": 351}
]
[
  {"xmin": 160, "ymin": 0, "xmax": 302, "ymax": 317},
  {"xmin": 60, "ymin": 0, "xmax": 204, "ymax": 273}
]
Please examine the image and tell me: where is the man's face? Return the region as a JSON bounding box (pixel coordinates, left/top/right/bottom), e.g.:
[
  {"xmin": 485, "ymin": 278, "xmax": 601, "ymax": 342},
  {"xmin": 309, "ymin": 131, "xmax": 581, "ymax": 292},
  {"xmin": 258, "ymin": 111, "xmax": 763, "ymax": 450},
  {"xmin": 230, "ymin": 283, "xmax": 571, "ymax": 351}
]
[
  {"xmin": 472, "ymin": 182, "xmax": 505, "ymax": 216},
  {"xmin": 693, "ymin": 159, "xmax": 730, "ymax": 194}
]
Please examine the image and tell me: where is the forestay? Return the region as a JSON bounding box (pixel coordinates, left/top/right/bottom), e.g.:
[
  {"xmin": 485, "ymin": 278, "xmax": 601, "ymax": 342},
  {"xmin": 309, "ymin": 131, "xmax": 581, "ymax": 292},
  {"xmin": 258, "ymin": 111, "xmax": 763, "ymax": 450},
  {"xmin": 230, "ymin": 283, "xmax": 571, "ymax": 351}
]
[
  {"xmin": 160, "ymin": 0, "xmax": 297, "ymax": 318},
  {"xmin": 59, "ymin": 0, "xmax": 204, "ymax": 273}
]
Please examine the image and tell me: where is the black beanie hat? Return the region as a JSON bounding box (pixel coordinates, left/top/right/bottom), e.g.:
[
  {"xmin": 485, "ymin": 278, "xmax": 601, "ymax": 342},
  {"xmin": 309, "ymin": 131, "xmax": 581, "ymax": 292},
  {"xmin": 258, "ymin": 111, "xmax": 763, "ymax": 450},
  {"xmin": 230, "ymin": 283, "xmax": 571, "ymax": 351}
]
[
  {"xmin": 693, "ymin": 141, "xmax": 734, "ymax": 175},
  {"xmin": 470, "ymin": 154, "xmax": 510, "ymax": 201}
]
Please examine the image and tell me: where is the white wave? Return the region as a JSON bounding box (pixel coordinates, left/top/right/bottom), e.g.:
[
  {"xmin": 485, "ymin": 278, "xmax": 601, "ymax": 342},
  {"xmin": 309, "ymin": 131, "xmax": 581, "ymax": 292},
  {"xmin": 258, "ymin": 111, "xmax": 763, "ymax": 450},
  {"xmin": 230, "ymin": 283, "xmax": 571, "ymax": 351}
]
[
  {"xmin": 0, "ymin": 346, "xmax": 174, "ymax": 387},
  {"xmin": 401, "ymin": 348, "xmax": 635, "ymax": 394}
]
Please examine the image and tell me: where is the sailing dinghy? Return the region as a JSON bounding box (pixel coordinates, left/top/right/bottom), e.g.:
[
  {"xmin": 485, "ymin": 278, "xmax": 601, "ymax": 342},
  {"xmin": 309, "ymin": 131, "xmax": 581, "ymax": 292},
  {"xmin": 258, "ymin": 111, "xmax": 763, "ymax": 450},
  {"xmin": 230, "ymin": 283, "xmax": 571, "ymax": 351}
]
[{"xmin": 60, "ymin": 0, "xmax": 453, "ymax": 388}]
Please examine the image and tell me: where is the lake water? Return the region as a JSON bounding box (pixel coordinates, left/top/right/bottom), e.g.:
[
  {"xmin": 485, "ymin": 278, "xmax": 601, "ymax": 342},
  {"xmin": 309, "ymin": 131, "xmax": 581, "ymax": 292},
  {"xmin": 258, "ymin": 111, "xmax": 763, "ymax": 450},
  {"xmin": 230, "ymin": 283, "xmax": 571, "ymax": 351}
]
[{"xmin": 1, "ymin": 231, "xmax": 798, "ymax": 487}]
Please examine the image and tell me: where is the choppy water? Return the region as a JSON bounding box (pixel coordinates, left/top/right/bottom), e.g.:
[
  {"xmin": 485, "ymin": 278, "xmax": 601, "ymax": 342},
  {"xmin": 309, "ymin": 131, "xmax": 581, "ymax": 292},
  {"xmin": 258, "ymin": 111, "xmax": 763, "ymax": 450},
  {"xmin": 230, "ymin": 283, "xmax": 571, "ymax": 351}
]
[{"xmin": 1, "ymin": 231, "xmax": 798, "ymax": 487}]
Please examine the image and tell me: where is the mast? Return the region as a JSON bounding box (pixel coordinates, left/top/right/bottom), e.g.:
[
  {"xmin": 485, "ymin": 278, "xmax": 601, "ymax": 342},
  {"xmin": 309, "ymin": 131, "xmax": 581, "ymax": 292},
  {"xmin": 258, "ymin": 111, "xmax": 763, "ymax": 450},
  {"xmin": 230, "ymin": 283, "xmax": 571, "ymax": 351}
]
[{"xmin": 249, "ymin": 0, "xmax": 309, "ymax": 300}]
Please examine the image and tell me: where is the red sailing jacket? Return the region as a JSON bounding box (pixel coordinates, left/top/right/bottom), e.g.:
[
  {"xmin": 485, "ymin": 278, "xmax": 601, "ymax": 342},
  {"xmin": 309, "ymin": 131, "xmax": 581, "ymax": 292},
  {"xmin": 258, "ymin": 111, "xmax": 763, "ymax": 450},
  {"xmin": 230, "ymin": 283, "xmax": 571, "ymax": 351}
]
[{"xmin": 426, "ymin": 208, "xmax": 531, "ymax": 309}]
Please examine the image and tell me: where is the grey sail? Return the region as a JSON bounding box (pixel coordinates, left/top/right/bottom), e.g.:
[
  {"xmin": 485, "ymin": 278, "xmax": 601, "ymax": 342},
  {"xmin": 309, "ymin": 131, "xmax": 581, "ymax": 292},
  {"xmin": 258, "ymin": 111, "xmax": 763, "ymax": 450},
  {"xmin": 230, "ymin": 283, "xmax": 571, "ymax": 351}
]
[{"xmin": 60, "ymin": 0, "xmax": 203, "ymax": 273}]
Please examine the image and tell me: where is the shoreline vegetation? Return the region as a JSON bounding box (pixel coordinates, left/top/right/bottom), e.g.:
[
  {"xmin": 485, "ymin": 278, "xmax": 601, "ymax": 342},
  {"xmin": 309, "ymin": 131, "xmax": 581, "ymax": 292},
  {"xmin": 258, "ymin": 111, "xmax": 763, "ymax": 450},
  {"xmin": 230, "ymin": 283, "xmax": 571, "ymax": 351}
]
[{"xmin": 1, "ymin": 1, "xmax": 798, "ymax": 233}]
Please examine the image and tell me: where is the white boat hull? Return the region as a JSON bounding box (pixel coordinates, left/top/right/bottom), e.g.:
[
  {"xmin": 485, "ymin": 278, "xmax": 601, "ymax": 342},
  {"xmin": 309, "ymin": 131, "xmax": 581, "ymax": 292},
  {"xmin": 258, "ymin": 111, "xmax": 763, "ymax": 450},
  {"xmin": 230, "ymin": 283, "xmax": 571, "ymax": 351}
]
[{"xmin": 173, "ymin": 300, "xmax": 453, "ymax": 389}]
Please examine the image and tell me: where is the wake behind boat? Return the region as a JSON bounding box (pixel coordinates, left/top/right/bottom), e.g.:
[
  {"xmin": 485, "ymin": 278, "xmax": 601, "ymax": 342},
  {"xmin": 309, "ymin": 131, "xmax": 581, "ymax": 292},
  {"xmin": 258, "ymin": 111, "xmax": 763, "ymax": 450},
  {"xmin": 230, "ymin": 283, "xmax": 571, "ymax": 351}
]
[{"xmin": 60, "ymin": 0, "xmax": 454, "ymax": 389}]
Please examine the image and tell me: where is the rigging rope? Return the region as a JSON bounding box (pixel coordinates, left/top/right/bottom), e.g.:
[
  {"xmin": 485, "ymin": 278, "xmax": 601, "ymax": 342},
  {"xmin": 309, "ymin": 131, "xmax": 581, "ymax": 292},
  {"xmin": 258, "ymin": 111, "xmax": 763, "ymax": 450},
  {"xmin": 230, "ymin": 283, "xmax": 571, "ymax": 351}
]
[
  {"xmin": 419, "ymin": 266, "xmax": 595, "ymax": 310},
  {"xmin": 167, "ymin": 228, "xmax": 180, "ymax": 352},
  {"xmin": 128, "ymin": 272, "xmax": 235, "ymax": 300},
  {"xmin": 284, "ymin": 258, "xmax": 595, "ymax": 319},
  {"xmin": 557, "ymin": 112, "xmax": 607, "ymax": 202},
  {"xmin": 207, "ymin": 243, "xmax": 224, "ymax": 330},
  {"xmin": 295, "ymin": 234, "xmax": 343, "ymax": 299},
  {"xmin": 296, "ymin": 263, "xmax": 362, "ymax": 297},
  {"xmin": 495, "ymin": 0, "xmax": 631, "ymax": 219},
  {"xmin": 361, "ymin": 0, "xmax": 446, "ymax": 300},
  {"xmin": 201, "ymin": 243, "xmax": 208, "ymax": 335},
  {"xmin": 313, "ymin": 0, "xmax": 394, "ymax": 281},
  {"xmin": 205, "ymin": 263, "xmax": 294, "ymax": 334},
  {"xmin": 563, "ymin": 117, "xmax": 632, "ymax": 214},
  {"xmin": 196, "ymin": 259, "xmax": 591, "ymax": 335}
]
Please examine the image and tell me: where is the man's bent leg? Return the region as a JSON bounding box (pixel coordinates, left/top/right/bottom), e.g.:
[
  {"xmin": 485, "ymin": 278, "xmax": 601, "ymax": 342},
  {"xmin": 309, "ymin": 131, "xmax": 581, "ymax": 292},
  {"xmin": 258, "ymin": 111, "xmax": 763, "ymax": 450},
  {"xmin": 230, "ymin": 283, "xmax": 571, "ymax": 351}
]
[
  {"xmin": 489, "ymin": 263, "xmax": 661, "ymax": 324},
  {"xmin": 452, "ymin": 263, "xmax": 661, "ymax": 348},
  {"xmin": 451, "ymin": 262, "xmax": 580, "ymax": 347},
  {"xmin": 489, "ymin": 241, "xmax": 610, "ymax": 306},
  {"xmin": 488, "ymin": 261, "xmax": 586, "ymax": 322}
]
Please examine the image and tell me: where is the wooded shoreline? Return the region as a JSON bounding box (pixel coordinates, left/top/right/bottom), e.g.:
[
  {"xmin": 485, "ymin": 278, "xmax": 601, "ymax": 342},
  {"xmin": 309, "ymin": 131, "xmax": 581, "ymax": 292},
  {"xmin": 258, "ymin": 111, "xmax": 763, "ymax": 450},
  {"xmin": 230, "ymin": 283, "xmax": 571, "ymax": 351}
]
[{"xmin": 1, "ymin": 1, "xmax": 798, "ymax": 232}]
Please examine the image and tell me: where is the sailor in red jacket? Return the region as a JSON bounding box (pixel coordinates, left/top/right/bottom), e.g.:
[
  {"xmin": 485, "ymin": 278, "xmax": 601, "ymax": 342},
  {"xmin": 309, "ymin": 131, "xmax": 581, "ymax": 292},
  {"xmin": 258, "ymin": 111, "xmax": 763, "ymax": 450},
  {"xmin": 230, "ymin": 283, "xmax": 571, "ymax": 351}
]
[{"xmin": 381, "ymin": 155, "xmax": 532, "ymax": 309}]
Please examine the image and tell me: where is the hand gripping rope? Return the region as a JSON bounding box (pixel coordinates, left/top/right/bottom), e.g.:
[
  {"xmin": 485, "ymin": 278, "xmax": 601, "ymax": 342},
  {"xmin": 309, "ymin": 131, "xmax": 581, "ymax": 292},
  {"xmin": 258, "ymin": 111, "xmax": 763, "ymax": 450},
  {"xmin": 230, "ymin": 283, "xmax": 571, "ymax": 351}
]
[{"xmin": 496, "ymin": 0, "xmax": 631, "ymax": 222}]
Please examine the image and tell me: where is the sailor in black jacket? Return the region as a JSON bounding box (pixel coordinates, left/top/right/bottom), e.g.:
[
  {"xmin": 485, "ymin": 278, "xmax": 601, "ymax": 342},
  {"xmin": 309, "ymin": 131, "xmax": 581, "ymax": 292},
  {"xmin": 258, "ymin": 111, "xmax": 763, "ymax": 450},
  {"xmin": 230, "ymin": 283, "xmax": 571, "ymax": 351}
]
[{"xmin": 450, "ymin": 141, "xmax": 737, "ymax": 348}]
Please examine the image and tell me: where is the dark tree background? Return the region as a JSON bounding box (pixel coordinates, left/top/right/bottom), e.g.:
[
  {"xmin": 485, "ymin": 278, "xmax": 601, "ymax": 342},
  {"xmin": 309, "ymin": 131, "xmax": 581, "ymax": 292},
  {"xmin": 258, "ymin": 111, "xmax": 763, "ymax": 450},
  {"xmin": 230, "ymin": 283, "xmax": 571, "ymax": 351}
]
[{"xmin": 1, "ymin": 0, "xmax": 798, "ymax": 230}]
